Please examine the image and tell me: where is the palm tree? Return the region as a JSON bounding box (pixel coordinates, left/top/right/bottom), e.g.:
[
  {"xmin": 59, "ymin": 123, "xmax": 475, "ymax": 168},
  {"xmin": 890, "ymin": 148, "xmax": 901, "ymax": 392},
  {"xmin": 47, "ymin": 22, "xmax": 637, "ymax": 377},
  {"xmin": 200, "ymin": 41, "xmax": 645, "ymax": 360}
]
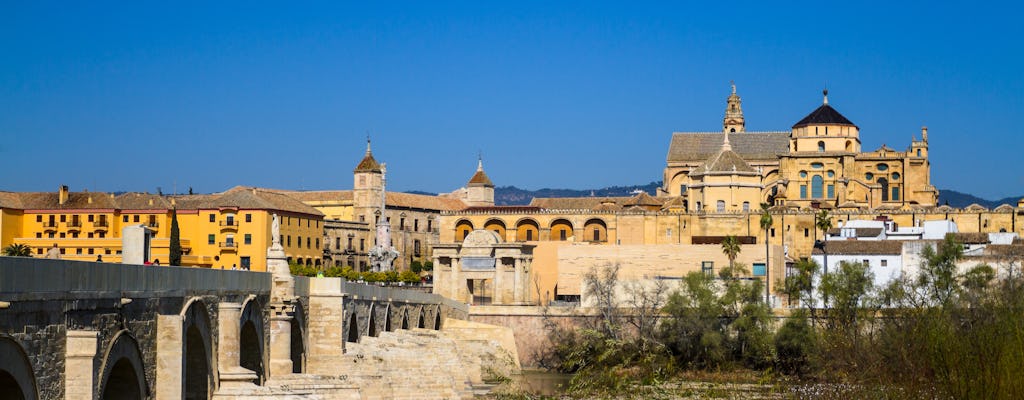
[
  {"xmin": 2, "ymin": 243, "xmax": 32, "ymax": 257},
  {"xmin": 721, "ymin": 235, "xmax": 741, "ymax": 274},
  {"xmin": 814, "ymin": 209, "xmax": 833, "ymax": 275},
  {"xmin": 815, "ymin": 209, "xmax": 833, "ymax": 306},
  {"xmin": 759, "ymin": 203, "xmax": 773, "ymax": 305}
]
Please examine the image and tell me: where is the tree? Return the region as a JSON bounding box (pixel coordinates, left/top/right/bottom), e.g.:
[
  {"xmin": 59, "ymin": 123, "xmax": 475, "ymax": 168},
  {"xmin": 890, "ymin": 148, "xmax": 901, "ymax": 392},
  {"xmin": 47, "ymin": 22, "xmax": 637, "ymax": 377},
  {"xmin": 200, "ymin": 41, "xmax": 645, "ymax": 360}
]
[
  {"xmin": 819, "ymin": 260, "xmax": 875, "ymax": 330},
  {"xmin": 759, "ymin": 203, "xmax": 774, "ymax": 304},
  {"xmin": 917, "ymin": 234, "xmax": 964, "ymax": 306},
  {"xmin": 169, "ymin": 208, "xmax": 182, "ymax": 266},
  {"xmin": 721, "ymin": 235, "xmax": 741, "ymax": 270},
  {"xmin": 814, "ymin": 209, "xmax": 833, "ymax": 275},
  {"xmin": 2, "ymin": 243, "xmax": 32, "ymax": 257},
  {"xmin": 783, "ymin": 258, "xmax": 819, "ymax": 308}
]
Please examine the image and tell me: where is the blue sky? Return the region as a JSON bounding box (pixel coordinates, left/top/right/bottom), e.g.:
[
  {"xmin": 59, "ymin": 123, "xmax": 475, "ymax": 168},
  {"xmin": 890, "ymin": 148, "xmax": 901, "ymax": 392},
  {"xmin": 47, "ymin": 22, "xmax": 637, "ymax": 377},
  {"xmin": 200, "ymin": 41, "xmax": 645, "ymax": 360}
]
[{"xmin": 2, "ymin": 2, "xmax": 1022, "ymax": 199}]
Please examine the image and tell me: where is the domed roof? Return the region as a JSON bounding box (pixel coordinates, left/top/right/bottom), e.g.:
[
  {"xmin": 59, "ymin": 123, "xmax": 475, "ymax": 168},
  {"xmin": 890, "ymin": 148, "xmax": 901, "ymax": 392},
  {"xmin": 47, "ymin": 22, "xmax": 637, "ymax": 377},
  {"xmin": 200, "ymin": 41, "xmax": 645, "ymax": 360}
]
[{"xmin": 792, "ymin": 90, "xmax": 856, "ymax": 128}]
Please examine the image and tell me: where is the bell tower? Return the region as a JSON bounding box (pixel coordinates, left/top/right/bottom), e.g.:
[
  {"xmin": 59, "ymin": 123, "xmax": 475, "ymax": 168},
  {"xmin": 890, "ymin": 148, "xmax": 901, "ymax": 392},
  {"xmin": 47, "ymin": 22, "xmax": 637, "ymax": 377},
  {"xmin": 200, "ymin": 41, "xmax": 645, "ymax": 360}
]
[{"xmin": 723, "ymin": 81, "xmax": 745, "ymax": 133}]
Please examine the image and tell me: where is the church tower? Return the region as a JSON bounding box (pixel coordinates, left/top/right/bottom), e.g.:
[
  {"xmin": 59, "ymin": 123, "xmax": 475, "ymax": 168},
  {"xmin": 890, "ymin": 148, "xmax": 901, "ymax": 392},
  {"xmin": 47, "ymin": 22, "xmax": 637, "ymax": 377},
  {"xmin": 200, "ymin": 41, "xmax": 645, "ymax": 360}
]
[
  {"xmin": 723, "ymin": 82, "xmax": 745, "ymax": 133},
  {"xmin": 353, "ymin": 139, "xmax": 384, "ymax": 224},
  {"xmin": 465, "ymin": 157, "xmax": 495, "ymax": 207}
]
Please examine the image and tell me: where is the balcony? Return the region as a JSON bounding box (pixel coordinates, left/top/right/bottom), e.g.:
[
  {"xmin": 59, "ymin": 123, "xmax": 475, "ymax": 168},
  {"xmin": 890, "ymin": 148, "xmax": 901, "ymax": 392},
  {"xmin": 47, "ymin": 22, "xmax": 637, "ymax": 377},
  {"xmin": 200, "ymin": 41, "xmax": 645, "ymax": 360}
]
[
  {"xmin": 147, "ymin": 222, "xmax": 160, "ymax": 228},
  {"xmin": 66, "ymin": 221, "xmax": 82, "ymax": 229},
  {"xmin": 218, "ymin": 242, "xmax": 238, "ymax": 251},
  {"xmin": 219, "ymin": 220, "xmax": 239, "ymax": 230},
  {"xmin": 42, "ymin": 222, "xmax": 58, "ymax": 231},
  {"xmin": 93, "ymin": 221, "xmax": 109, "ymax": 230}
]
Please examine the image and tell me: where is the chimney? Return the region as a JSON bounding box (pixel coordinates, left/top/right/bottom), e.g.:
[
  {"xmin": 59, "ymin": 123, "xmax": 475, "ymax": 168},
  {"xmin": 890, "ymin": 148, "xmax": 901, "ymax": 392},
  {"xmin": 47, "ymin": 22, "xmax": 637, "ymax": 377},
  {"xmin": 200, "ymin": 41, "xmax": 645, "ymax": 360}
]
[
  {"xmin": 87, "ymin": 196, "xmax": 93, "ymax": 204},
  {"xmin": 148, "ymin": 199, "xmax": 154, "ymax": 206},
  {"xmin": 58, "ymin": 185, "xmax": 69, "ymax": 205},
  {"xmin": 170, "ymin": 198, "xmax": 176, "ymax": 207}
]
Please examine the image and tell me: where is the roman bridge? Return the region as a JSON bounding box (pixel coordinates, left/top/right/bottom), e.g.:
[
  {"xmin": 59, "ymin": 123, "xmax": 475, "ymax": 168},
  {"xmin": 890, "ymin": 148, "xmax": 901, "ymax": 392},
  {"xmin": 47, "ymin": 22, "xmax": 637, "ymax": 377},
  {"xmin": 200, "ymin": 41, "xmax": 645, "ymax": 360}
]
[{"xmin": 0, "ymin": 256, "xmax": 512, "ymax": 400}]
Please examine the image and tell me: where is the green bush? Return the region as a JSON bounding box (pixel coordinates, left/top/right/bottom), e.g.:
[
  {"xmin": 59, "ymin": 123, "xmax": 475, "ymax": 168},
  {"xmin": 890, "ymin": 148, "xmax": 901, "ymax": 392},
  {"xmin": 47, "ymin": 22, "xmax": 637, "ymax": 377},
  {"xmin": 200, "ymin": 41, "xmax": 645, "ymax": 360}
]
[
  {"xmin": 410, "ymin": 260, "xmax": 423, "ymax": 274},
  {"xmin": 399, "ymin": 270, "xmax": 421, "ymax": 284}
]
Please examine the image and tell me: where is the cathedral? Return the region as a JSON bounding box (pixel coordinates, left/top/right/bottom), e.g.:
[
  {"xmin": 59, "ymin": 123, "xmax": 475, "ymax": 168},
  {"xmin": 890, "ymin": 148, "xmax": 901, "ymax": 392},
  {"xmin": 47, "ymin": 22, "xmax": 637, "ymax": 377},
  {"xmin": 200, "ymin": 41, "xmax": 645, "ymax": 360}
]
[{"xmin": 663, "ymin": 84, "xmax": 938, "ymax": 211}]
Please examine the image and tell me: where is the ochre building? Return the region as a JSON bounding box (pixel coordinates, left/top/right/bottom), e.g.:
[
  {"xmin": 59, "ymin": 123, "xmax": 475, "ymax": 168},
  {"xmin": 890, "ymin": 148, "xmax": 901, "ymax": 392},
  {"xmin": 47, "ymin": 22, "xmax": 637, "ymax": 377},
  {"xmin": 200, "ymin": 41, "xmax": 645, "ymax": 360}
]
[
  {"xmin": 0, "ymin": 185, "xmax": 324, "ymax": 271},
  {"xmin": 437, "ymin": 87, "xmax": 1024, "ymax": 304}
]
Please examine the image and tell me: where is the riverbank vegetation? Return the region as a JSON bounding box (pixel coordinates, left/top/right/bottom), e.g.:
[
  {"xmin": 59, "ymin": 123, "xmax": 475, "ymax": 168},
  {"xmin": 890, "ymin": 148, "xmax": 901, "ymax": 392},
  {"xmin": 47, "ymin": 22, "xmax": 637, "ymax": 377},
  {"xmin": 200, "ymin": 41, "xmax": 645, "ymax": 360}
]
[{"xmin": 534, "ymin": 235, "xmax": 1024, "ymax": 399}]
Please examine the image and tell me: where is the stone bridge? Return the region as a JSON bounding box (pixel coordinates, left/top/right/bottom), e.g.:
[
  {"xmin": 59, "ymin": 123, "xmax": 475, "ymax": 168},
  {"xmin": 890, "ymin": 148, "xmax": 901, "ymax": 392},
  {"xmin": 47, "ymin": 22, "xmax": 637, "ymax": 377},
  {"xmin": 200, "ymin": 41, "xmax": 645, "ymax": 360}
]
[{"xmin": 0, "ymin": 256, "xmax": 516, "ymax": 399}]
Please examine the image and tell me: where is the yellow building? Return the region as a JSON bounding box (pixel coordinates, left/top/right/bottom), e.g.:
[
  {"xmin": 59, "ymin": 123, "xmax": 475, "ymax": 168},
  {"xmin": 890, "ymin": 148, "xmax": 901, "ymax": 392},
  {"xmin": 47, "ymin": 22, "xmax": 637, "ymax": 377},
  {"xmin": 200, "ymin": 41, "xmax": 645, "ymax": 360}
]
[{"xmin": 0, "ymin": 185, "xmax": 323, "ymax": 271}]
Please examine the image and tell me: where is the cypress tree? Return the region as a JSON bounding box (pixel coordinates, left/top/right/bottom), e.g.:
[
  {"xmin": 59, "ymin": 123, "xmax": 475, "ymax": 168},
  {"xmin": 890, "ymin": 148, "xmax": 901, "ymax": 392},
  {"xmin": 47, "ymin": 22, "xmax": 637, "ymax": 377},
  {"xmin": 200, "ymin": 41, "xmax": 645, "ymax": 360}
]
[{"xmin": 169, "ymin": 208, "xmax": 182, "ymax": 266}]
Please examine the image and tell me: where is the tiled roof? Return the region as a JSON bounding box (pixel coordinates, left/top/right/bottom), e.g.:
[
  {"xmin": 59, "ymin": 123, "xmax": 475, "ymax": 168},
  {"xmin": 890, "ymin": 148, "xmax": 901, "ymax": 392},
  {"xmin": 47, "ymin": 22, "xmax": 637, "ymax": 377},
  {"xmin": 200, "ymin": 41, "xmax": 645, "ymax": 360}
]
[
  {"xmin": 274, "ymin": 190, "xmax": 354, "ymax": 203},
  {"xmin": 531, "ymin": 196, "xmax": 632, "ymax": 210},
  {"xmin": 812, "ymin": 240, "xmax": 904, "ymax": 256},
  {"xmin": 0, "ymin": 192, "xmax": 24, "ymax": 208},
  {"xmin": 114, "ymin": 193, "xmax": 172, "ymax": 210},
  {"xmin": 792, "ymin": 104, "xmax": 855, "ymax": 128},
  {"xmin": 530, "ymin": 193, "xmax": 664, "ymax": 210},
  {"xmin": 690, "ymin": 148, "xmax": 756, "ymax": 176},
  {"xmin": 623, "ymin": 192, "xmax": 663, "ymax": 206},
  {"xmin": 0, "ymin": 187, "xmax": 323, "ymax": 216},
  {"xmin": 467, "ymin": 170, "xmax": 494, "ymax": 187},
  {"xmin": 827, "ymin": 227, "xmax": 884, "ymax": 237},
  {"xmin": 385, "ymin": 192, "xmax": 467, "ymax": 211},
  {"xmin": 667, "ymin": 132, "xmax": 790, "ymax": 162},
  {"xmin": 354, "ymin": 153, "xmax": 382, "ymax": 172},
  {"xmin": 951, "ymin": 232, "xmax": 990, "ymax": 245},
  {"xmin": 463, "ymin": 206, "xmax": 541, "ymax": 213}
]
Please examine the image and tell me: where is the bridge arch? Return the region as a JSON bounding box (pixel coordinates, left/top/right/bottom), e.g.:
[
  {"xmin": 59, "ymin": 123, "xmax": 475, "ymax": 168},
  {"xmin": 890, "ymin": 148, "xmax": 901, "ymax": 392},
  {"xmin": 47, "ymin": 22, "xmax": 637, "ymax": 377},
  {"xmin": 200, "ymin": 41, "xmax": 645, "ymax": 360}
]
[
  {"xmin": 417, "ymin": 308, "xmax": 426, "ymax": 329},
  {"xmin": 346, "ymin": 312, "xmax": 360, "ymax": 343},
  {"xmin": 401, "ymin": 309, "xmax": 410, "ymax": 330},
  {"xmin": 98, "ymin": 330, "xmax": 147, "ymax": 400},
  {"xmin": 0, "ymin": 336, "xmax": 37, "ymax": 400},
  {"xmin": 239, "ymin": 297, "xmax": 265, "ymax": 385},
  {"xmin": 367, "ymin": 304, "xmax": 379, "ymax": 338},
  {"xmin": 181, "ymin": 298, "xmax": 214, "ymax": 400},
  {"xmin": 290, "ymin": 303, "xmax": 306, "ymax": 373},
  {"xmin": 384, "ymin": 304, "xmax": 394, "ymax": 332},
  {"xmin": 433, "ymin": 307, "xmax": 442, "ymax": 330}
]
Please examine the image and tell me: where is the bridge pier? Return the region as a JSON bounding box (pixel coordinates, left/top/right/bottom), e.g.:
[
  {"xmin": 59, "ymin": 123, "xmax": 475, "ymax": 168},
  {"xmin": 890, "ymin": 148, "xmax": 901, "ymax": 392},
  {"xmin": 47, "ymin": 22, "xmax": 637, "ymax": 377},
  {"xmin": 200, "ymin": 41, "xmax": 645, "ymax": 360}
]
[
  {"xmin": 216, "ymin": 302, "xmax": 259, "ymax": 390},
  {"xmin": 64, "ymin": 330, "xmax": 97, "ymax": 400},
  {"xmin": 155, "ymin": 314, "xmax": 184, "ymax": 399},
  {"xmin": 305, "ymin": 278, "xmax": 346, "ymax": 375}
]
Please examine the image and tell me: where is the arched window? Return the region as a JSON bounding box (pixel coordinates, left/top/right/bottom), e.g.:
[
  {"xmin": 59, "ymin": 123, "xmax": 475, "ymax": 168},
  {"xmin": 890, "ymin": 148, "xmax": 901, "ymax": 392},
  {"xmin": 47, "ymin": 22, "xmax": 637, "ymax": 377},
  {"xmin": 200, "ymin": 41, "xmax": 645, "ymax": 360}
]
[
  {"xmin": 550, "ymin": 219, "xmax": 574, "ymax": 241},
  {"xmin": 516, "ymin": 219, "xmax": 539, "ymax": 242},
  {"xmin": 811, "ymin": 175, "xmax": 824, "ymax": 198},
  {"xmin": 716, "ymin": 200, "xmax": 725, "ymax": 212},
  {"xmin": 484, "ymin": 219, "xmax": 506, "ymax": 240},
  {"xmin": 879, "ymin": 178, "xmax": 890, "ymax": 201},
  {"xmin": 818, "ymin": 141, "xmax": 825, "ymax": 152},
  {"xmin": 584, "ymin": 219, "xmax": 608, "ymax": 243},
  {"xmin": 846, "ymin": 140, "xmax": 853, "ymax": 152},
  {"xmin": 455, "ymin": 220, "xmax": 474, "ymax": 242},
  {"xmin": 730, "ymin": 128, "xmax": 736, "ymax": 132},
  {"xmin": 742, "ymin": 201, "xmax": 750, "ymax": 211}
]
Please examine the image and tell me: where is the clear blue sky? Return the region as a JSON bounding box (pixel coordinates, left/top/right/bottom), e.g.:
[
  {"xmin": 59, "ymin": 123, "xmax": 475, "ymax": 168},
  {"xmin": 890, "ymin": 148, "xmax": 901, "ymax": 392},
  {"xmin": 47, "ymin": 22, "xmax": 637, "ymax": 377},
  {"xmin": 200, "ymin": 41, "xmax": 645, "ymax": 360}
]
[{"xmin": 2, "ymin": 2, "xmax": 1022, "ymax": 200}]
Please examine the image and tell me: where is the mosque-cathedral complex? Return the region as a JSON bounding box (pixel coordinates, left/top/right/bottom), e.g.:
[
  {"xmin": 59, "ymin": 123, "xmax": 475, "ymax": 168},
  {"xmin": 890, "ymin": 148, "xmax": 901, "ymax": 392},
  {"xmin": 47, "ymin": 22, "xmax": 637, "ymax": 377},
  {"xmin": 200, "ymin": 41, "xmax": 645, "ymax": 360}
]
[{"xmin": 2, "ymin": 87, "xmax": 1022, "ymax": 306}]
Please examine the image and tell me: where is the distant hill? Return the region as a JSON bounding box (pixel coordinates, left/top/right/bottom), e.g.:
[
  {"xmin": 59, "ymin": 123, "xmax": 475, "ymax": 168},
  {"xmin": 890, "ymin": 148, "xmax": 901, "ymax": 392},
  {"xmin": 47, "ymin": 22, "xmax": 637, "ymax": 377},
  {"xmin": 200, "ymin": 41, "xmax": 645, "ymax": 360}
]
[
  {"xmin": 494, "ymin": 182, "xmax": 662, "ymax": 206},
  {"xmin": 408, "ymin": 184, "xmax": 1019, "ymax": 209},
  {"xmin": 938, "ymin": 189, "xmax": 1022, "ymax": 209}
]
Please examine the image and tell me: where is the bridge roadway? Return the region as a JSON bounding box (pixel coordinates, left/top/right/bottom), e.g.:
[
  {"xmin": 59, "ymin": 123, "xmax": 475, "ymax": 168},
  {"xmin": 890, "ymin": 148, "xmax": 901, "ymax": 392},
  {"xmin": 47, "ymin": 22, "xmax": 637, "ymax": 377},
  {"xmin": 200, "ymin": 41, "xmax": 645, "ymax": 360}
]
[{"xmin": 0, "ymin": 256, "xmax": 469, "ymax": 399}]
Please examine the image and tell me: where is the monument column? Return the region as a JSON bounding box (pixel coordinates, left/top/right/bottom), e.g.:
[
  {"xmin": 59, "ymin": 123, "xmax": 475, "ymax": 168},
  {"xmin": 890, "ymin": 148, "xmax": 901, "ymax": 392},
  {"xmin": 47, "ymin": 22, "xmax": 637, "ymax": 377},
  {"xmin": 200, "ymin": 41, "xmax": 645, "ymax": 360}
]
[
  {"xmin": 266, "ymin": 213, "xmax": 296, "ymax": 377},
  {"xmin": 513, "ymin": 257, "xmax": 523, "ymax": 304}
]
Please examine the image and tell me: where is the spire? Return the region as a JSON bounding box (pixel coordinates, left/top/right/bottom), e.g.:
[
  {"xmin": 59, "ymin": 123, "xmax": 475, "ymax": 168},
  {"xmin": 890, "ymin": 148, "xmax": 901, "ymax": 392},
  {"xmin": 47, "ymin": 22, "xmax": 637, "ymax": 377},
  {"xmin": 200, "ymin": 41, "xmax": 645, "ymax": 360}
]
[
  {"xmin": 722, "ymin": 129, "xmax": 732, "ymax": 151},
  {"xmin": 354, "ymin": 137, "xmax": 383, "ymax": 173},
  {"xmin": 467, "ymin": 155, "xmax": 494, "ymax": 187},
  {"xmin": 823, "ymin": 88, "xmax": 829, "ymax": 105},
  {"xmin": 723, "ymin": 81, "xmax": 745, "ymax": 133}
]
